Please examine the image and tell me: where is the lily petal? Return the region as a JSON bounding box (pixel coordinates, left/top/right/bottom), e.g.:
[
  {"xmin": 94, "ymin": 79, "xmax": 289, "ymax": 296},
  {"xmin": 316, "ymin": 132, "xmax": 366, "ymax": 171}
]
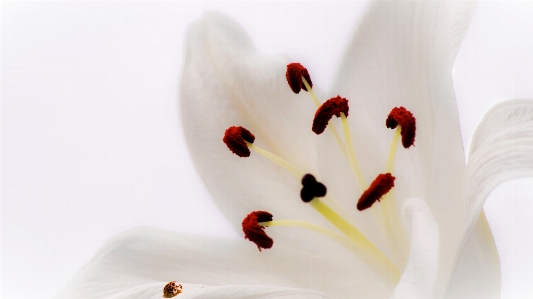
[
  {"xmin": 446, "ymin": 99, "xmax": 533, "ymax": 298},
  {"xmin": 444, "ymin": 214, "xmax": 500, "ymax": 299},
  {"xmin": 318, "ymin": 0, "xmax": 477, "ymax": 290},
  {"xmin": 465, "ymin": 99, "xmax": 533, "ymax": 227},
  {"xmin": 180, "ymin": 11, "xmax": 329, "ymax": 249},
  {"xmin": 392, "ymin": 198, "xmax": 439, "ymax": 299},
  {"xmin": 109, "ymin": 282, "xmax": 328, "ymax": 299},
  {"xmin": 55, "ymin": 226, "xmax": 391, "ymax": 299}
]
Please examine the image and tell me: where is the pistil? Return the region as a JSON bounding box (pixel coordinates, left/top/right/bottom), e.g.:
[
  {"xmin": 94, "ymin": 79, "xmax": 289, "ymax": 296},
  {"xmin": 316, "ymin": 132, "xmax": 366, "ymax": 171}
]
[
  {"xmin": 299, "ymin": 174, "xmax": 399, "ymax": 283},
  {"xmin": 309, "ymin": 197, "xmax": 400, "ymax": 283}
]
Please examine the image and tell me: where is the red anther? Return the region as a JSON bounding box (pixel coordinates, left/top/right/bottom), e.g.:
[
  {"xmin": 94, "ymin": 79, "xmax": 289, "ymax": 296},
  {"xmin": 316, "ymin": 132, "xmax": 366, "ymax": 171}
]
[
  {"xmin": 223, "ymin": 126, "xmax": 255, "ymax": 157},
  {"xmin": 286, "ymin": 63, "xmax": 313, "ymax": 94},
  {"xmin": 386, "ymin": 107, "xmax": 416, "ymax": 148},
  {"xmin": 312, "ymin": 96, "xmax": 349, "ymax": 135},
  {"xmin": 357, "ymin": 173, "xmax": 396, "ymax": 211},
  {"xmin": 242, "ymin": 211, "xmax": 274, "ymax": 251}
]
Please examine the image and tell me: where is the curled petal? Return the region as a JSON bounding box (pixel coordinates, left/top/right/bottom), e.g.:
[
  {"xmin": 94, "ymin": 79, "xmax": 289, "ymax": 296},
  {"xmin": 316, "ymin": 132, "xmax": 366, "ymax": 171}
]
[
  {"xmin": 312, "ymin": 96, "xmax": 349, "ymax": 134},
  {"xmin": 445, "ymin": 99, "xmax": 533, "ymax": 298},
  {"xmin": 286, "ymin": 63, "xmax": 313, "ymax": 94},
  {"xmin": 242, "ymin": 211, "xmax": 274, "ymax": 251},
  {"xmin": 223, "ymin": 126, "xmax": 255, "ymax": 157},
  {"xmin": 357, "ymin": 173, "xmax": 395, "ymax": 211},
  {"xmin": 386, "ymin": 107, "xmax": 416, "ymax": 148}
]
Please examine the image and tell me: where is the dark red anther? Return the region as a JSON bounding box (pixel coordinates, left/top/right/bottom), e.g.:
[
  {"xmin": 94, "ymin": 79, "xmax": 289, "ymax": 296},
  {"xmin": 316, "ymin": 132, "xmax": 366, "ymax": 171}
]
[
  {"xmin": 223, "ymin": 126, "xmax": 255, "ymax": 157},
  {"xmin": 312, "ymin": 96, "xmax": 349, "ymax": 135},
  {"xmin": 300, "ymin": 174, "xmax": 327, "ymax": 202},
  {"xmin": 242, "ymin": 211, "xmax": 274, "ymax": 251},
  {"xmin": 357, "ymin": 173, "xmax": 395, "ymax": 211},
  {"xmin": 286, "ymin": 63, "xmax": 313, "ymax": 94},
  {"xmin": 386, "ymin": 107, "xmax": 416, "ymax": 148}
]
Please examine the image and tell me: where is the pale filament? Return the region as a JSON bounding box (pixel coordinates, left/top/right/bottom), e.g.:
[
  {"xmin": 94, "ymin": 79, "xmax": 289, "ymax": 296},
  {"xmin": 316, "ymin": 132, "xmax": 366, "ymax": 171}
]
[
  {"xmin": 260, "ymin": 218, "xmax": 399, "ymax": 285},
  {"xmin": 246, "ymin": 142, "xmax": 303, "ymax": 178},
  {"xmin": 340, "ymin": 112, "xmax": 367, "ymax": 191},
  {"xmin": 381, "ymin": 127, "xmax": 407, "ymax": 254}
]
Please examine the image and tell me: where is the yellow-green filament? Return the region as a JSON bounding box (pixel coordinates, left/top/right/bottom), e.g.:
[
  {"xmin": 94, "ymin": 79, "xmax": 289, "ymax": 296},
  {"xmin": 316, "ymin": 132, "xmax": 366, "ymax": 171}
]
[
  {"xmin": 302, "ymin": 77, "xmax": 321, "ymax": 107},
  {"xmin": 309, "ymin": 198, "xmax": 400, "ymax": 283},
  {"xmin": 302, "ymin": 77, "xmax": 347, "ymax": 158},
  {"xmin": 382, "ymin": 127, "xmax": 406, "ymax": 255},
  {"xmin": 259, "ymin": 220, "xmax": 354, "ymax": 250},
  {"xmin": 247, "ymin": 142, "xmax": 303, "ymax": 178},
  {"xmin": 340, "ymin": 112, "xmax": 366, "ymax": 191},
  {"xmin": 386, "ymin": 127, "xmax": 401, "ymax": 173}
]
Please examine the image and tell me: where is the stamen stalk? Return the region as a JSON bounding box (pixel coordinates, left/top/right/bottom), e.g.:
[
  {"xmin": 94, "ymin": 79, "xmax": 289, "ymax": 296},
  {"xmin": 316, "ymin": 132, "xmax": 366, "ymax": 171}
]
[
  {"xmin": 386, "ymin": 127, "xmax": 401, "ymax": 173},
  {"xmin": 302, "ymin": 77, "xmax": 347, "ymax": 158},
  {"xmin": 260, "ymin": 219, "xmax": 352, "ymax": 248},
  {"xmin": 247, "ymin": 142, "xmax": 303, "ymax": 178},
  {"xmin": 382, "ymin": 127, "xmax": 407, "ymax": 255},
  {"xmin": 340, "ymin": 112, "xmax": 366, "ymax": 191},
  {"xmin": 301, "ymin": 77, "xmax": 321, "ymax": 107},
  {"xmin": 309, "ymin": 198, "xmax": 400, "ymax": 283}
]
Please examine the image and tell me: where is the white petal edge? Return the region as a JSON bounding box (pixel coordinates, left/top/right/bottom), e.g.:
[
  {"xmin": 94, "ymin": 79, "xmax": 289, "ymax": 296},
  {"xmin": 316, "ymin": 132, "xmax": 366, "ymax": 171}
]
[
  {"xmin": 54, "ymin": 226, "xmax": 393, "ymax": 299},
  {"xmin": 109, "ymin": 282, "xmax": 328, "ymax": 299},
  {"xmin": 444, "ymin": 214, "xmax": 500, "ymax": 299},
  {"xmin": 445, "ymin": 99, "xmax": 533, "ymax": 298},
  {"xmin": 391, "ymin": 198, "xmax": 439, "ymax": 299},
  {"xmin": 465, "ymin": 99, "xmax": 533, "ymax": 223},
  {"xmin": 180, "ymin": 11, "xmax": 336, "ymax": 253}
]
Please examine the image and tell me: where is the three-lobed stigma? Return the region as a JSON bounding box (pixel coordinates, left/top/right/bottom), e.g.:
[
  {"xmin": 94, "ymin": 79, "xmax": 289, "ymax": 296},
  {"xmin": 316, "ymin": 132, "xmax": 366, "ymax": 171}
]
[{"xmin": 300, "ymin": 174, "xmax": 327, "ymax": 202}]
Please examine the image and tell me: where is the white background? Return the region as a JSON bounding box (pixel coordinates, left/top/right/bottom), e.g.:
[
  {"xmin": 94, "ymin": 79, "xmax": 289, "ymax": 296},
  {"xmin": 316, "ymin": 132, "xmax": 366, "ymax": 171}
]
[{"xmin": 2, "ymin": 1, "xmax": 533, "ymax": 298}]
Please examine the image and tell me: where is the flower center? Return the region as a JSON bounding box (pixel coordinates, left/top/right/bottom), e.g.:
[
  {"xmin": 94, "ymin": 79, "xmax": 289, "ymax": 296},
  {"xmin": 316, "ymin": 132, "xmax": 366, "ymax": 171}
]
[{"xmin": 222, "ymin": 62, "xmax": 417, "ymax": 285}]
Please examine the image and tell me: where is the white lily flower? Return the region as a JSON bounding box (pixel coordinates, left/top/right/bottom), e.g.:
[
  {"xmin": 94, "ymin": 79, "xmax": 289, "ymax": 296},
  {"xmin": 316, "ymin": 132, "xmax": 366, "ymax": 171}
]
[{"xmin": 55, "ymin": 1, "xmax": 533, "ymax": 299}]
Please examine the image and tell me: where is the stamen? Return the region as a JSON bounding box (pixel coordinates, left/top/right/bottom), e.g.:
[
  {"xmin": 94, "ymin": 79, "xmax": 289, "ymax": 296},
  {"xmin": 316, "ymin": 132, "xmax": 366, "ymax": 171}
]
[
  {"xmin": 259, "ymin": 219, "xmax": 345, "ymax": 242},
  {"xmin": 386, "ymin": 107, "xmax": 416, "ymax": 148},
  {"xmin": 301, "ymin": 77, "xmax": 347, "ymax": 158},
  {"xmin": 340, "ymin": 112, "xmax": 367, "ymax": 191},
  {"xmin": 223, "ymin": 126, "xmax": 255, "ymax": 157},
  {"xmin": 246, "ymin": 142, "xmax": 303, "ymax": 178},
  {"xmin": 286, "ymin": 63, "xmax": 312, "ymax": 94},
  {"xmin": 357, "ymin": 173, "xmax": 395, "ymax": 211},
  {"xmin": 242, "ymin": 211, "xmax": 274, "ymax": 251},
  {"xmin": 163, "ymin": 281, "xmax": 183, "ymax": 298},
  {"xmin": 312, "ymin": 96, "xmax": 349, "ymax": 135},
  {"xmin": 300, "ymin": 174, "xmax": 327, "ymax": 202}
]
